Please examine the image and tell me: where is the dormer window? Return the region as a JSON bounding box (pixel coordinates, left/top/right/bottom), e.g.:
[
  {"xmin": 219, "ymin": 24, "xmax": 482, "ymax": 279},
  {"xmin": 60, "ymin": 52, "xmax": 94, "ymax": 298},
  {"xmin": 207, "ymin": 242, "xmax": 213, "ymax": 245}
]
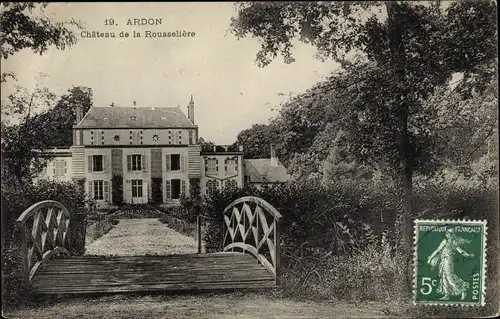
[{"xmin": 130, "ymin": 116, "xmax": 137, "ymax": 120}]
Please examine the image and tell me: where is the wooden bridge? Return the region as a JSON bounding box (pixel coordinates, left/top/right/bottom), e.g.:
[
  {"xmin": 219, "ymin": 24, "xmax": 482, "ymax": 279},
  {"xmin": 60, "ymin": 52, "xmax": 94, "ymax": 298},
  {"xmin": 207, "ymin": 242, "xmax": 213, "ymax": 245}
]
[{"xmin": 16, "ymin": 196, "xmax": 282, "ymax": 296}]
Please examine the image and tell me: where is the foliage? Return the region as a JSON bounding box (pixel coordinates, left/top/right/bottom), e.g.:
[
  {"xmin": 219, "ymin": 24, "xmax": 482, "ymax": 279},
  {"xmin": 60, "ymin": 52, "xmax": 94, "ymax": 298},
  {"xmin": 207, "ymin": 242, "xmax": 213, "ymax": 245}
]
[
  {"xmin": 1, "ymin": 170, "xmax": 93, "ymax": 309},
  {"xmin": 158, "ymin": 214, "xmax": 199, "ymax": 240},
  {"xmin": 233, "ymin": 123, "xmax": 280, "ymax": 159},
  {"xmin": 1, "ymin": 84, "xmax": 58, "ymax": 179},
  {"xmin": 198, "ymin": 137, "xmax": 215, "ymax": 152},
  {"xmin": 28, "ymin": 86, "xmax": 93, "ymax": 146},
  {"xmin": 111, "ymin": 175, "xmax": 124, "ymax": 206},
  {"xmin": 230, "ymin": 1, "xmax": 498, "ymax": 296},
  {"xmin": 0, "ymin": 2, "xmax": 81, "ymax": 80},
  {"xmin": 85, "ymin": 218, "xmax": 119, "ymax": 246},
  {"xmin": 151, "ymin": 177, "xmax": 162, "ymax": 204},
  {"xmin": 179, "ymin": 178, "xmax": 202, "ymax": 223},
  {"xmin": 199, "ymin": 181, "xmax": 399, "ymax": 255},
  {"xmin": 1, "ymin": 85, "xmax": 93, "ymax": 180}
]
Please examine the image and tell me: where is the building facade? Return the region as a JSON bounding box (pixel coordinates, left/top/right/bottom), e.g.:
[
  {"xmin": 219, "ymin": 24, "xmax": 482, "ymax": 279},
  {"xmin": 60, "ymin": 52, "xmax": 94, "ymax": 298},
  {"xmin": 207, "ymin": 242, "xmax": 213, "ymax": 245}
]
[{"xmin": 36, "ymin": 97, "xmax": 290, "ymax": 207}]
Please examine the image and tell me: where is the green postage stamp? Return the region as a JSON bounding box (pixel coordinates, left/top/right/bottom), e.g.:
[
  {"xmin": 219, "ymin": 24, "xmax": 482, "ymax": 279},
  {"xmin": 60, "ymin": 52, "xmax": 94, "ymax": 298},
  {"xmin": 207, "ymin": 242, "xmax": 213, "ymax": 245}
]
[{"xmin": 414, "ymin": 219, "xmax": 487, "ymax": 306}]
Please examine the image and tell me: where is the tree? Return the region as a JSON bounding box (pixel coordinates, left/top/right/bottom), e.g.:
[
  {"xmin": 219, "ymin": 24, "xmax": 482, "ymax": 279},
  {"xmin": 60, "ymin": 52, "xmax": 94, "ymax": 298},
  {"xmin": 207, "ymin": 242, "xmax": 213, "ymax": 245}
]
[
  {"xmin": 230, "ymin": 0, "xmax": 498, "ymax": 296},
  {"xmin": 233, "ymin": 123, "xmax": 279, "ymax": 159},
  {"xmin": 198, "ymin": 137, "xmax": 216, "ymax": 152},
  {"xmin": 0, "ymin": 2, "xmax": 81, "ymax": 82},
  {"xmin": 30, "ymin": 86, "xmax": 93, "ymax": 146},
  {"xmin": 1, "ymin": 85, "xmax": 93, "ymax": 180},
  {"xmin": 1, "ymin": 83, "xmax": 58, "ymax": 179}
]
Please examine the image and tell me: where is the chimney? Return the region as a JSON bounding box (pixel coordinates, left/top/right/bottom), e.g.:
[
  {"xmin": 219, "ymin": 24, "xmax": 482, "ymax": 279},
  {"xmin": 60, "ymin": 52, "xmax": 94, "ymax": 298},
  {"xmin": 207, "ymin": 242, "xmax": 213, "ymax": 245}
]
[
  {"xmin": 187, "ymin": 95, "xmax": 195, "ymax": 124},
  {"xmin": 270, "ymin": 144, "xmax": 278, "ymax": 167},
  {"xmin": 238, "ymin": 145, "xmax": 244, "ymax": 152},
  {"xmin": 75, "ymin": 104, "xmax": 83, "ymax": 124}
]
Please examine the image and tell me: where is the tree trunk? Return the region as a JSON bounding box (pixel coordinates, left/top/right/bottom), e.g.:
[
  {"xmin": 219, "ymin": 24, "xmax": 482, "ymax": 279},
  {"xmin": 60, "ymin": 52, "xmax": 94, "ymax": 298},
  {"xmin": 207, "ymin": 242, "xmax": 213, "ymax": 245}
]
[{"xmin": 386, "ymin": 1, "xmax": 414, "ymax": 300}]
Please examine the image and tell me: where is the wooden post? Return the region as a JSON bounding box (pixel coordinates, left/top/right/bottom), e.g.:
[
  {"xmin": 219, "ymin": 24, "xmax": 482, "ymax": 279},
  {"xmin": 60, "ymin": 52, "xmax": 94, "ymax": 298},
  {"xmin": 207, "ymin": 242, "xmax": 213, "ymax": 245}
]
[
  {"xmin": 197, "ymin": 215, "xmax": 202, "ymax": 254},
  {"xmin": 256, "ymin": 206, "xmax": 259, "ymax": 264},
  {"xmin": 274, "ymin": 219, "xmax": 281, "ymax": 286},
  {"xmin": 17, "ymin": 224, "xmax": 29, "ymax": 294}
]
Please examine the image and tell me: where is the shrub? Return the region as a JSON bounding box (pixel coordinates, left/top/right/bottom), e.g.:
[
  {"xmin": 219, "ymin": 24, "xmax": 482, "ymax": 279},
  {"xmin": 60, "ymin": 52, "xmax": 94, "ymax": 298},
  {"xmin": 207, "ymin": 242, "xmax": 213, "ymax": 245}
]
[
  {"xmin": 196, "ymin": 178, "xmax": 498, "ymax": 306},
  {"xmin": 111, "ymin": 175, "xmax": 123, "ymax": 205},
  {"xmin": 178, "ymin": 178, "xmax": 202, "ymax": 223},
  {"xmin": 1, "ymin": 173, "xmax": 93, "ymax": 309},
  {"xmin": 151, "ymin": 177, "xmax": 162, "ymax": 204}
]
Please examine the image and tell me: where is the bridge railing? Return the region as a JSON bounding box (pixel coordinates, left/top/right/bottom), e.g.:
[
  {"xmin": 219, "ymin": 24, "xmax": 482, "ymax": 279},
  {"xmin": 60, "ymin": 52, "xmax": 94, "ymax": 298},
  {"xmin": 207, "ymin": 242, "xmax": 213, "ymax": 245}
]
[
  {"xmin": 222, "ymin": 196, "xmax": 282, "ymax": 285},
  {"xmin": 16, "ymin": 200, "xmax": 72, "ymax": 292}
]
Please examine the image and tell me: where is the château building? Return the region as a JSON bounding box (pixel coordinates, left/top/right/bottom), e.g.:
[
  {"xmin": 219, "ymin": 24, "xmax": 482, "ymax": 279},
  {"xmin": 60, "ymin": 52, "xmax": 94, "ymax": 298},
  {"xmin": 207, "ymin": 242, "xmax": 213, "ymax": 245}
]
[{"xmin": 35, "ymin": 97, "xmax": 290, "ymax": 207}]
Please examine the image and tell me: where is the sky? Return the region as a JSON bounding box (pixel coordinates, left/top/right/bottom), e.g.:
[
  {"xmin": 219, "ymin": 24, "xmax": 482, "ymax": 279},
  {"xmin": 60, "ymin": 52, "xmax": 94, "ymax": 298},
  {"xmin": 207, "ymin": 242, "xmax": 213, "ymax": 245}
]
[{"xmin": 1, "ymin": 2, "xmax": 341, "ymax": 144}]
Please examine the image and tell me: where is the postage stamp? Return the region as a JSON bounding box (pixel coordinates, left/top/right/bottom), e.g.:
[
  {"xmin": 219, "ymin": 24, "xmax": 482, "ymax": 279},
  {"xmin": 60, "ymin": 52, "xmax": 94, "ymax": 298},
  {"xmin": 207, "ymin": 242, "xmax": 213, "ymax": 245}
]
[{"xmin": 413, "ymin": 219, "xmax": 487, "ymax": 306}]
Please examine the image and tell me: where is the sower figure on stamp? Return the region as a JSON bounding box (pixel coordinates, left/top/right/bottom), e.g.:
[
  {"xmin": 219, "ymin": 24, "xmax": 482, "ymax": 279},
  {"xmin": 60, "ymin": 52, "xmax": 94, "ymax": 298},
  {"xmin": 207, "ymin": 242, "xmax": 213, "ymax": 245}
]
[{"xmin": 427, "ymin": 228, "xmax": 475, "ymax": 301}]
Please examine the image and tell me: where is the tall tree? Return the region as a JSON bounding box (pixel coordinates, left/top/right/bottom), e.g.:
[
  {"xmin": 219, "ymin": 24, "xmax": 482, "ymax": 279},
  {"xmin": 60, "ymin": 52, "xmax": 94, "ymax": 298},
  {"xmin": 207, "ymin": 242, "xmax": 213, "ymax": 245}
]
[
  {"xmin": 230, "ymin": 0, "xmax": 497, "ymax": 296},
  {"xmin": 1, "ymin": 84, "xmax": 58, "ymax": 179},
  {"xmin": 30, "ymin": 86, "xmax": 93, "ymax": 146},
  {"xmin": 233, "ymin": 123, "xmax": 279, "ymax": 159}
]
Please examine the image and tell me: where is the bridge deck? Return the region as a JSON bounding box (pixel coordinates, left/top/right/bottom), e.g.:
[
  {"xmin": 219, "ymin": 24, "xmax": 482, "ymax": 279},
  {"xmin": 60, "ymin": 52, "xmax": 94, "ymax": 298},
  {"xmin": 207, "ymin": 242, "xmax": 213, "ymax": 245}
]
[{"xmin": 31, "ymin": 252, "xmax": 276, "ymax": 295}]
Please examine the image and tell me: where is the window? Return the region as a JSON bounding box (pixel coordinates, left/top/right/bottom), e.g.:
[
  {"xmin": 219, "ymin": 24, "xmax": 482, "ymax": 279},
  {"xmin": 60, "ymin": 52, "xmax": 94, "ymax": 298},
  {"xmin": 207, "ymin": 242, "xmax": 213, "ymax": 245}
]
[
  {"xmin": 129, "ymin": 131, "xmax": 142, "ymax": 145},
  {"xmin": 132, "ymin": 179, "xmax": 143, "ymax": 198},
  {"xmin": 206, "ymin": 158, "xmax": 217, "ymax": 174},
  {"xmin": 171, "ymin": 179, "xmax": 181, "ymax": 199},
  {"xmin": 178, "ymin": 131, "xmax": 182, "ymax": 144},
  {"xmin": 132, "ymin": 154, "xmax": 141, "ymax": 171},
  {"xmin": 166, "ymin": 154, "xmax": 184, "ymax": 171},
  {"xmin": 93, "ymin": 155, "xmax": 103, "ymax": 172},
  {"xmin": 92, "ymin": 131, "xmax": 104, "ymax": 145},
  {"xmin": 225, "ymin": 180, "xmax": 237, "ymax": 191},
  {"xmin": 90, "ymin": 180, "xmax": 109, "ymax": 201},
  {"xmin": 54, "ymin": 160, "xmax": 66, "ymax": 177},
  {"xmin": 206, "ymin": 180, "xmax": 218, "ymax": 195},
  {"xmin": 127, "ymin": 154, "xmax": 147, "ymax": 171},
  {"xmin": 88, "ymin": 155, "xmax": 107, "ymax": 172},
  {"xmin": 225, "ymin": 157, "xmax": 237, "ymax": 175},
  {"xmin": 171, "ymin": 154, "xmax": 180, "ymax": 171},
  {"xmin": 165, "ymin": 179, "xmax": 186, "ymax": 200}
]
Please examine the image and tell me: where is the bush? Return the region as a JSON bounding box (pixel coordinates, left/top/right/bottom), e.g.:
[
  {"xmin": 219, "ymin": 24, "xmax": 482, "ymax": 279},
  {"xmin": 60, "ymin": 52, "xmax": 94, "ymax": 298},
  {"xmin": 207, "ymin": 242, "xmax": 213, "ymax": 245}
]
[
  {"xmin": 179, "ymin": 178, "xmax": 202, "ymax": 223},
  {"xmin": 151, "ymin": 177, "xmax": 162, "ymax": 204},
  {"xmin": 111, "ymin": 175, "xmax": 123, "ymax": 205},
  {"xmin": 194, "ymin": 178, "xmax": 498, "ymax": 306},
  {"xmin": 1, "ymin": 174, "xmax": 93, "ymax": 310}
]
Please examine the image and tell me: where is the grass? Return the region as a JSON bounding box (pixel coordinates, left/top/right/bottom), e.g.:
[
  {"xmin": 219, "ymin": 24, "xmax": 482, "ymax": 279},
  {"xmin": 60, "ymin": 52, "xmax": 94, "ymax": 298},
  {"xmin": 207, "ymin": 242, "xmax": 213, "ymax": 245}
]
[
  {"xmin": 85, "ymin": 218, "xmax": 119, "ymax": 246},
  {"xmin": 158, "ymin": 214, "xmax": 202, "ymax": 239}
]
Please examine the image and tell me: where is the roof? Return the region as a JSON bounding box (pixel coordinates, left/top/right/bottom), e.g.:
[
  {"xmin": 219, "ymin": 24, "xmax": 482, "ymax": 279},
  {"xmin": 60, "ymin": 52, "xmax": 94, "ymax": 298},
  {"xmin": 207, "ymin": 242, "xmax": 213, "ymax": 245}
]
[
  {"xmin": 244, "ymin": 159, "xmax": 291, "ymax": 183},
  {"xmin": 75, "ymin": 106, "xmax": 196, "ymax": 128}
]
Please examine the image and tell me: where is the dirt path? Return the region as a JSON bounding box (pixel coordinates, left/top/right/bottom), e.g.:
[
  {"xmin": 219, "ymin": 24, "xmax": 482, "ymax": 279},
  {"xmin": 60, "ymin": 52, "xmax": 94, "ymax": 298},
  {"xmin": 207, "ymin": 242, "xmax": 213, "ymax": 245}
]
[
  {"xmin": 85, "ymin": 218, "xmax": 198, "ymax": 256},
  {"xmin": 5, "ymin": 293, "xmax": 399, "ymax": 318}
]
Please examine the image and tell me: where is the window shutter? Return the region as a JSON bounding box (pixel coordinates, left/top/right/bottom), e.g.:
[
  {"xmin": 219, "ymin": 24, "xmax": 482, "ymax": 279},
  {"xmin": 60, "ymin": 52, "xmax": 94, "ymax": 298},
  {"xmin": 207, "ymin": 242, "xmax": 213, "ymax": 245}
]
[
  {"xmin": 125, "ymin": 180, "xmax": 132, "ymax": 203},
  {"xmin": 103, "ymin": 155, "xmax": 108, "ymax": 172},
  {"xmin": 166, "ymin": 155, "xmax": 171, "ymax": 171},
  {"xmin": 216, "ymin": 159, "xmax": 219, "ymax": 171},
  {"xmin": 89, "ymin": 181, "xmax": 94, "ymax": 199},
  {"xmin": 181, "ymin": 179, "xmax": 186, "ymax": 195},
  {"xmin": 88, "ymin": 156, "xmax": 93, "ymax": 172},
  {"xmin": 180, "ymin": 154, "xmax": 186, "ymax": 172},
  {"xmin": 141, "ymin": 154, "xmax": 147, "ymax": 171},
  {"xmin": 165, "ymin": 179, "xmax": 171, "ymax": 199},
  {"xmin": 103, "ymin": 181, "xmax": 109, "ymax": 201},
  {"xmin": 127, "ymin": 155, "xmax": 132, "ymax": 171}
]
